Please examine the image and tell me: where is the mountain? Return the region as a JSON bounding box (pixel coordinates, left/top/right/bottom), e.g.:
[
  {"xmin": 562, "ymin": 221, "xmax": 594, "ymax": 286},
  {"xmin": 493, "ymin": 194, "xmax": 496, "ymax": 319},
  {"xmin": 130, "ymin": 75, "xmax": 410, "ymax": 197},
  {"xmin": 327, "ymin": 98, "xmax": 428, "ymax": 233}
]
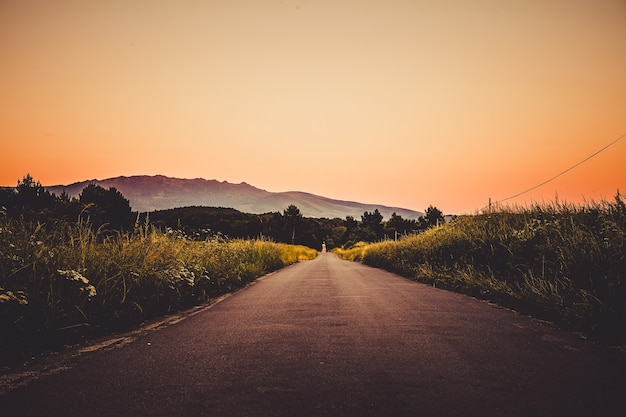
[{"xmin": 46, "ymin": 175, "xmax": 424, "ymax": 220}]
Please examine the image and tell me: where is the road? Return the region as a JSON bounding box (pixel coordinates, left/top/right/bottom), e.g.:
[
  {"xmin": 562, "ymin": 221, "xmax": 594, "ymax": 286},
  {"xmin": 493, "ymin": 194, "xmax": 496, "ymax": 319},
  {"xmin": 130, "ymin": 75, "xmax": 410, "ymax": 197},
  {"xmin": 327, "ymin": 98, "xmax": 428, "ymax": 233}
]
[{"xmin": 1, "ymin": 253, "xmax": 624, "ymax": 416}]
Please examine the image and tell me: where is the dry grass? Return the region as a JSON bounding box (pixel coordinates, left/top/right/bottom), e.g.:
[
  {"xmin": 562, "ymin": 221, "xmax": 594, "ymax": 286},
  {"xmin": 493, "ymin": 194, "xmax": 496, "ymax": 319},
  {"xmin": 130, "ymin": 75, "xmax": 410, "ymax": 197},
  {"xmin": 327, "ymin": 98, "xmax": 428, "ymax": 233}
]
[
  {"xmin": 343, "ymin": 195, "xmax": 626, "ymax": 343},
  {"xmin": 332, "ymin": 241, "xmax": 369, "ymax": 262},
  {"xmin": 0, "ymin": 218, "xmax": 316, "ymax": 364}
]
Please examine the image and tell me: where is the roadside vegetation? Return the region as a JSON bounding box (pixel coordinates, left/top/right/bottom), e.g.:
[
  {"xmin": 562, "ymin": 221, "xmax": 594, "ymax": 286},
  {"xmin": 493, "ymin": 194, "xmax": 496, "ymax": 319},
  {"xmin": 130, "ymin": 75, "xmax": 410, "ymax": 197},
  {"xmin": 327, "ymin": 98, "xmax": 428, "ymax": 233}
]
[
  {"xmin": 0, "ymin": 174, "xmax": 438, "ymax": 251},
  {"xmin": 7, "ymin": 172, "xmax": 622, "ymax": 363},
  {"xmin": 336, "ymin": 195, "xmax": 626, "ymax": 344},
  {"xmin": 0, "ymin": 218, "xmax": 316, "ymax": 365},
  {"xmin": 0, "ymin": 175, "xmax": 316, "ymax": 365}
]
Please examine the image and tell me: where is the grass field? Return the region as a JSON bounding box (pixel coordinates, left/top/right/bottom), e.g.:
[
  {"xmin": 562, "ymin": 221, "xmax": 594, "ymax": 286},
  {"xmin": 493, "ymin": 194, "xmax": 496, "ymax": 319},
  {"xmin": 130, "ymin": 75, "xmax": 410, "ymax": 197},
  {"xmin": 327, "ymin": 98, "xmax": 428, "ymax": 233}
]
[
  {"xmin": 335, "ymin": 195, "xmax": 626, "ymax": 343},
  {"xmin": 0, "ymin": 218, "xmax": 317, "ymax": 365}
]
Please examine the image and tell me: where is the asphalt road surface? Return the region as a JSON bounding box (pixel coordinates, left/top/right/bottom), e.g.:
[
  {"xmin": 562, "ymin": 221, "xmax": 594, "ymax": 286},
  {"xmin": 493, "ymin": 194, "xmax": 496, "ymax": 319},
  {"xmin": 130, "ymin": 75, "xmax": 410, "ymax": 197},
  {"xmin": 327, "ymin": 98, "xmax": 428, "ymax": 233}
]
[{"xmin": 1, "ymin": 253, "xmax": 625, "ymax": 416}]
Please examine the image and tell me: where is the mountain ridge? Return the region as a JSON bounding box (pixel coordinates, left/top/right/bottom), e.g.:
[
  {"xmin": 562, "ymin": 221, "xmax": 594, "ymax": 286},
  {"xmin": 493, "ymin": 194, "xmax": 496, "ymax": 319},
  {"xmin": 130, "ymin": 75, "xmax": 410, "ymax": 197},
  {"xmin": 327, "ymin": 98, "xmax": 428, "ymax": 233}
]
[{"xmin": 46, "ymin": 175, "xmax": 424, "ymax": 220}]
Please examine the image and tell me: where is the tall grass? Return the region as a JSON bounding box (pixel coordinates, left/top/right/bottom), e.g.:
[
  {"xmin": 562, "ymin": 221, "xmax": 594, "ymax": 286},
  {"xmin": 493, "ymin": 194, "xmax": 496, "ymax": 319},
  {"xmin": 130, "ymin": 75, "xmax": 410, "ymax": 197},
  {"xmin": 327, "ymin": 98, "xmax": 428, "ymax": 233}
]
[
  {"xmin": 332, "ymin": 241, "xmax": 369, "ymax": 262},
  {"xmin": 338, "ymin": 196, "xmax": 626, "ymax": 343},
  {"xmin": 0, "ymin": 219, "xmax": 316, "ymax": 364}
]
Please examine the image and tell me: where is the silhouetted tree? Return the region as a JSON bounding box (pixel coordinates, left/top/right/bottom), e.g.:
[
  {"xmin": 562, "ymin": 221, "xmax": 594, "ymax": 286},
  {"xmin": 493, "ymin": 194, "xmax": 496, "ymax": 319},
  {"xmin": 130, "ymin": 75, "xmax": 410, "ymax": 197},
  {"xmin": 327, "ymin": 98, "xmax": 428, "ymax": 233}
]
[
  {"xmin": 385, "ymin": 212, "xmax": 418, "ymax": 239},
  {"xmin": 0, "ymin": 174, "xmax": 56, "ymax": 222},
  {"xmin": 79, "ymin": 184, "xmax": 132, "ymax": 231},
  {"xmin": 420, "ymin": 205, "xmax": 444, "ymax": 229},
  {"xmin": 341, "ymin": 215, "xmax": 362, "ymax": 247},
  {"xmin": 344, "ymin": 215, "xmax": 357, "ymax": 230},
  {"xmin": 260, "ymin": 212, "xmax": 285, "ymax": 242},
  {"xmin": 283, "ymin": 204, "xmax": 303, "ymax": 244},
  {"xmin": 359, "ymin": 209, "xmax": 384, "ymax": 241}
]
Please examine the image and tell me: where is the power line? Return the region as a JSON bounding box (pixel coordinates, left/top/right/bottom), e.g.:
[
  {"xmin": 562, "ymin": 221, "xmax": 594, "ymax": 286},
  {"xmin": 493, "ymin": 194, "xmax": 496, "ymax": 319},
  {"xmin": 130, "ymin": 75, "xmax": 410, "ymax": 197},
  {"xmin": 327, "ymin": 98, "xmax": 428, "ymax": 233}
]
[{"xmin": 485, "ymin": 132, "xmax": 626, "ymax": 210}]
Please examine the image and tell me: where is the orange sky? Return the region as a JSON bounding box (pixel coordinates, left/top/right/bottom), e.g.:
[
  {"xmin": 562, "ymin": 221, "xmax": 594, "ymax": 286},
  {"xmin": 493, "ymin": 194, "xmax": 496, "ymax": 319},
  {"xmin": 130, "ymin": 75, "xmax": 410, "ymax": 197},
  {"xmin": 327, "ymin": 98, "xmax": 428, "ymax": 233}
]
[{"xmin": 1, "ymin": 0, "xmax": 624, "ymax": 214}]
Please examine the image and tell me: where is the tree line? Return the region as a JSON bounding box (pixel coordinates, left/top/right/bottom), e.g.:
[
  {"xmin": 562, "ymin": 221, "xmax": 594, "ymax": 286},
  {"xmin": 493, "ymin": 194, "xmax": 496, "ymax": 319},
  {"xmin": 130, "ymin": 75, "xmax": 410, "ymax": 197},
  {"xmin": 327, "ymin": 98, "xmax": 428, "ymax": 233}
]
[
  {"xmin": 1, "ymin": 175, "xmax": 446, "ymax": 249},
  {"xmin": 0, "ymin": 174, "xmax": 132, "ymax": 230}
]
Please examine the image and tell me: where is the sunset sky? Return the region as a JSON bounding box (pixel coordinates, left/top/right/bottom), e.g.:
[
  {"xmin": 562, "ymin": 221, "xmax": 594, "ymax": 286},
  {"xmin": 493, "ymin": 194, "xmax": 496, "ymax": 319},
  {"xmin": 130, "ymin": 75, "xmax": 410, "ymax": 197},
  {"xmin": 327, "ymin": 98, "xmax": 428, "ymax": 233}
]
[{"xmin": 1, "ymin": 0, "xmax": 624, "ymax": 214}]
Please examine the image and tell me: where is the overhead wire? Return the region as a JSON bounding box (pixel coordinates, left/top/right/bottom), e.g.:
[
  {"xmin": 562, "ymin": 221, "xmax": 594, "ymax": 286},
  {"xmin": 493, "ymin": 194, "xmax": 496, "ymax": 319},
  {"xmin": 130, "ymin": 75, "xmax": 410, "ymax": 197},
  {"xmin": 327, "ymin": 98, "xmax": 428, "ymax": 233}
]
[{"xmin": 483, "ymin": 132, "xmax": 626, "ymax": 210}]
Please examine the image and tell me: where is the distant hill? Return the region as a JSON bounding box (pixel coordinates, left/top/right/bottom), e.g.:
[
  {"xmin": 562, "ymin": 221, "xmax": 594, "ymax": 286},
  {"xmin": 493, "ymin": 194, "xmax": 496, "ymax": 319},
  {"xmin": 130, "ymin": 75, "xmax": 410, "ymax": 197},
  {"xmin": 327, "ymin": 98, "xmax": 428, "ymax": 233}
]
[{"xmin": 46, "ymin": 175, "xmax": 424, "ymax": 220}]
